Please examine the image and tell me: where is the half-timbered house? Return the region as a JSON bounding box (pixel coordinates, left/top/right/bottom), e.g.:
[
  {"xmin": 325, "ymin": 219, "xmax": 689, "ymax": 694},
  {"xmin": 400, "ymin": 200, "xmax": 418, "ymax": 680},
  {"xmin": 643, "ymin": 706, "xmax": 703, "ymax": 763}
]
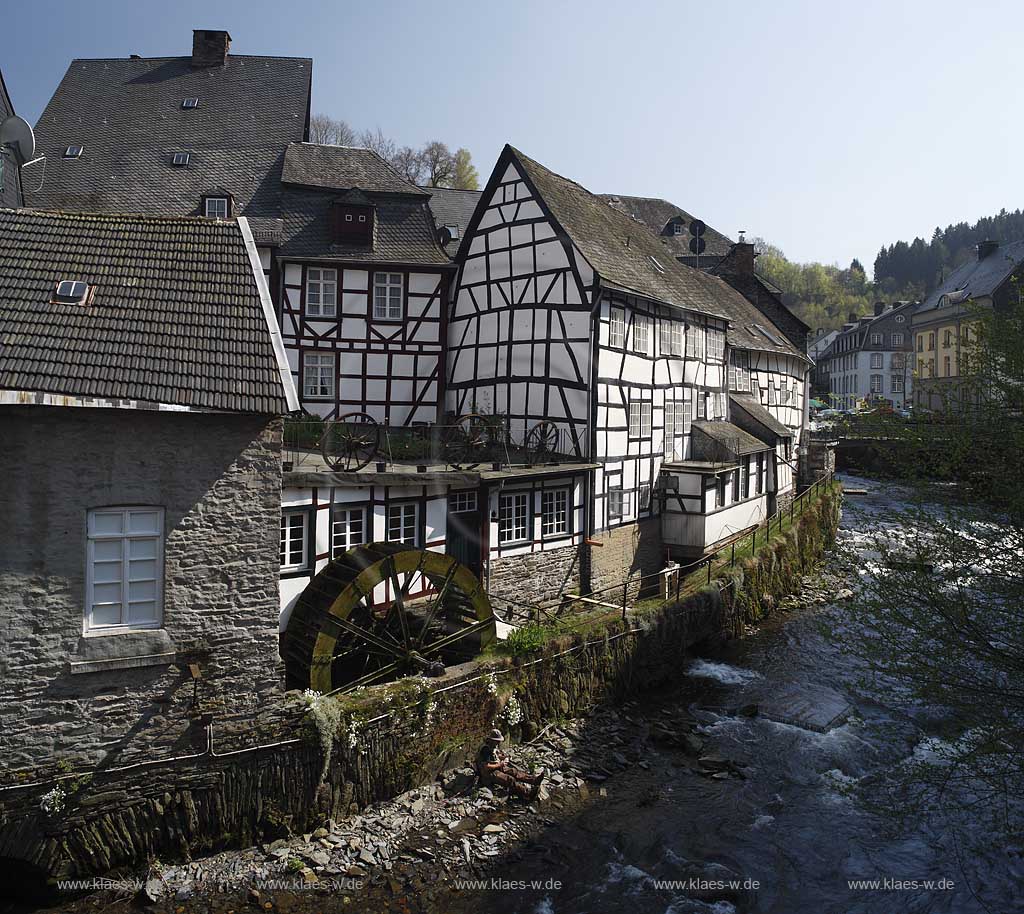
[{"xmin": 449, "ymin": 146, "xmax": 811, "ymax": 592}]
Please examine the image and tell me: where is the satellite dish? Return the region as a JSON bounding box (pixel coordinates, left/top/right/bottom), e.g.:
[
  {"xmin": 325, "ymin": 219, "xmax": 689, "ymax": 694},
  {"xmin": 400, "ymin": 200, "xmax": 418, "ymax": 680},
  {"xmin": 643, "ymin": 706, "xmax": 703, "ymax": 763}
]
[
  {"xmin": 437, "ymin": 225, "xmax": 454, "ymax": 247},
  {"xmin": 689, "ymin": 219, "xmax": 706, "ymax": 238},
  {"xmin": 0, "ymin": 115, "xmax": 35, "ymax": 167},
  {"xmin": 689, "ymin": 236, "xmax": 706, "ymax": 255}
]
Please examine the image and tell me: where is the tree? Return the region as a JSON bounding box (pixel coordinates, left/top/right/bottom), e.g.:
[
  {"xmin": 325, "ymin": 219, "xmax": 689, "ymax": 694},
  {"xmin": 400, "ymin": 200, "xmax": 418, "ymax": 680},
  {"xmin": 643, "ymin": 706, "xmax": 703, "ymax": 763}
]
[
  {"xmin": 420, "ymin": 141, "xmax": 455, "ymax": 188},
  {"xmin": 390, "ymin": 146, "xmax": 426, "ymax": 184},
  {"xmin": 833, "ymin": 295, "xmax": 1024, "ymax": 859},
  {"xmin": 451, "ymin": 148, "xmax": 480, "ymax": 190},
  {"xmin": 358, "ymin": 127, "xmax": 397, "ymax": 164},
  {"xmin": 309, "ymin": 113, "xmax": 356, "ymax": 146}
]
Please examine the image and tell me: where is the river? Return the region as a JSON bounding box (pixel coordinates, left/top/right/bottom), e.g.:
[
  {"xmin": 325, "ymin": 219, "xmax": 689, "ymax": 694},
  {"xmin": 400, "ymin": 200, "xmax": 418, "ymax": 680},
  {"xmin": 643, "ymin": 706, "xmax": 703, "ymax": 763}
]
[{"xmin": 445, "ymin": 474, "xmax": 1021, "ymax": 914}]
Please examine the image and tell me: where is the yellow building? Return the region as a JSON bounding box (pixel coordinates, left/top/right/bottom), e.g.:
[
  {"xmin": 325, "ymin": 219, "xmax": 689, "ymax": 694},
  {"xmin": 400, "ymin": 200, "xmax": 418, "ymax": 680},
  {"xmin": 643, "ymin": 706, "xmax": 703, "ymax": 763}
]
[{"xmin": 912, "ymin": 240, "xmax": 1024, "ymax": 412}]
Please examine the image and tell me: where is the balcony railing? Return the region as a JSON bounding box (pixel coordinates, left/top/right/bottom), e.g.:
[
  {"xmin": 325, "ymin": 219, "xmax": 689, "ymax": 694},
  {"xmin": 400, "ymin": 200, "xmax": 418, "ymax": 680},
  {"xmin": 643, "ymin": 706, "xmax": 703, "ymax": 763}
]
[{"xmin": 283, "ymin": 415, "xmax": 586, "ymax": 473}]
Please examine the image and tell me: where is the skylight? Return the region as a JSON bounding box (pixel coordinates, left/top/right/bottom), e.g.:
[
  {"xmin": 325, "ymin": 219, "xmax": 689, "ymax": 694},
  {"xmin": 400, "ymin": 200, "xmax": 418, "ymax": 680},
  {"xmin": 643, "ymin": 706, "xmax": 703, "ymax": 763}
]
[
  {"xmin": 172, "ymin": 152, "xmax": 190, "ymax": 167},
  {"xmin": 182, "ymin": 97, "xmax": 199, "ymax": 109},
  {"xmin": 753, "ymin": 322, "xmax": 784, "ymax": 345},
  {"xmin": 648, "ymin": 255, "xmax": 666, "ymax": 274},
  {"xmin": 64, "ymin": 145, "xmax": 83, "ymax": 159},
  {"xmin": 53, "ymin": 280, "xmax": 90, "ymax": 304}
]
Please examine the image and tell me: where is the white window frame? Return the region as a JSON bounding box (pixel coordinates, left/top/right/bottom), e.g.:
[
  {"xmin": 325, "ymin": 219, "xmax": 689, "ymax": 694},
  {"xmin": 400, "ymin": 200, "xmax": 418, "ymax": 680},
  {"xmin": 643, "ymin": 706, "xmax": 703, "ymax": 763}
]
[
  {"xmin": 892, "ymin": 333, "xmax": 904, "ymax": 347},
  {"xmin": 628, "ymin": 398, "xmax": 652, "ymax": 438},
  {"xmin": 686, "ymin": 324, "xmax": 705, "ymax": 360},
  {"xmin": 387, "ymin": 502, "xmax": 419, "ymax": 546},
  {"xmin": 870, "ymin": 374, "xmax": 883, "ymax": 394},
  {"xmin": 608, "ymin": 484, "xmax": 629, "ymax": 521},
  {"xmin": 204, "ymin": 196, "xmax": 229, "ymax": 219},
  {"xmin": 870, "ymin": 352, "xmax": 883, "ymax": 369},
  {"xmin": 498, "ymin": 492, "xmax": 530, "ymax": 545},
  {"xmin": 609, "ymin": 307, "xmax": 625, "ymax": 348},
  {"xmin": 891, "ymin": 374, "xmax": 905, "ymax": 393},
  {"xmin": 331, "ymin": 505, "xmax": 366, "ymax": 557},
  {"xmin": 306, "ymin": 267, "xmax": 338, "ymax": 318},
  {"xmin": 638, "ymin": 483, "xmax": 652, "ymax": 512},
  {"xmin": 632, "ymin": 314, "xmax": 650, "ymax": 355},
  {"xmin": 707, "ymin": 328, "xmax": 725, "ymax": 363},
  {"xmin": 85, "ymin": 507, "xmax": 164, "ymax": 633},
  {"xmin": 373, "ymin": 272, "xmax": 404, "ymax": 321},
  {"xmin": 870, "ymin": 333, "xmax": 883, "ymax": 346},
  {"xmin": 303, "ymin": 352, "xmax": 335, "ymax": 400},
  {"xmin": 540, "ymin": 488, "xmax": 569, "ymax": 538},
  {"xmin": 280, "ymin": 511, "xmax": 309, "ymax": 572}
]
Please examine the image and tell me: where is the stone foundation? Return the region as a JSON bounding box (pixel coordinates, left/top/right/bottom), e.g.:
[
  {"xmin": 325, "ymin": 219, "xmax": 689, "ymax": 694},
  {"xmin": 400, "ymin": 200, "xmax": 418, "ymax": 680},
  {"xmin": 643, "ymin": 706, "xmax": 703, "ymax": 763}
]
[
  {"xmin": 0, "ymin": 486, "xmax": 840, "ymax": 884},
  {"xmin": 587, "ymin": 517, "xmax": 665, "ymax": 599},
  {"xmin": 487, "ymin": 542, "xmax": 584, "ymax": 621}
]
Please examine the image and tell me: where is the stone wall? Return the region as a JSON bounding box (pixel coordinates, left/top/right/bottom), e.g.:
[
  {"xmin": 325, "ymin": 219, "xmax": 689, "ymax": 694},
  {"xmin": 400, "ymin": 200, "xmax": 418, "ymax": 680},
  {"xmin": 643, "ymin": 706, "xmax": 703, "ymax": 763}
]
[
  {"xmin": 0, "ymin": 406, "xmax": 288, "ymax": 777},
  {"xmin": 0, "ymin": 481, "xmax": 840, "ymax": 884},
  {"xmin": 487, "ymin": 542, "xmax": 584, "ymax": 621},
  {"xmin": 587, "ymin": 517, "xmax": 665, "ymax": 599}
]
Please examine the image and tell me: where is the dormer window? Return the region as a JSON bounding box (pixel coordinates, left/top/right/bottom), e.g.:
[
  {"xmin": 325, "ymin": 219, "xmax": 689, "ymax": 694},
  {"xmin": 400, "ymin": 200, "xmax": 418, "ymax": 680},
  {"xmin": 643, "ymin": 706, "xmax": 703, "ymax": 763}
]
[
  {"xmin": 204, "ymin": 196, "xmax": 230, "ymax": 219},
  {"xmin": 672, "ymin": 223, "xmax": 684, "ymax": 235},
  {"xmin": 172, "ymin": 152, "xmax": 190, "ymax": 167},
  {"xmin": 329, "ymin": 197, "xmax": 374, "ymax": 246},
  {"xmin": 53, "ymin": 280, "xmax": 91, "ymax": 305},
  {"xmin": 444, "ymin": 223, "xmax": 460, "ymax": 239},
  {"xmin": 64, "ymin": 145, "xmax": 83, "ymax": 159},
  {"xmin": 182, "ymin": 97, "xmax": 199, "ymax": 109}
]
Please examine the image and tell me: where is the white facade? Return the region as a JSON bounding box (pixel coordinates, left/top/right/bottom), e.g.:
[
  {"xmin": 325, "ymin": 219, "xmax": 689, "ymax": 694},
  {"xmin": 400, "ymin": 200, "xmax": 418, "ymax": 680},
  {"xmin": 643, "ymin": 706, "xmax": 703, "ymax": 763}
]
[{"xmin": 279, "ymin": 261, "xmax": 449, "ymax": 425}]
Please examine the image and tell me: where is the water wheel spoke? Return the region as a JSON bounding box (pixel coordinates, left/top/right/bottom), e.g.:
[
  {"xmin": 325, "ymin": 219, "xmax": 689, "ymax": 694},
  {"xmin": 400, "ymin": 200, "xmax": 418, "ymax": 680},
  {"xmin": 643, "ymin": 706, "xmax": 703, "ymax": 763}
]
[
  {"xmin": 415, "ymin": 564, "xmax": 459, "ymax": 650},
  {"xmin": 329, "ymin": 661, "xmax": 401, "ymax": 695},
  {"xmin": 328, "ymin": 614, "xmax": 408, "ymax": 660},
  {"xmin": 421, "ymin": 617, "xmax": 494, "ymax": 657}
]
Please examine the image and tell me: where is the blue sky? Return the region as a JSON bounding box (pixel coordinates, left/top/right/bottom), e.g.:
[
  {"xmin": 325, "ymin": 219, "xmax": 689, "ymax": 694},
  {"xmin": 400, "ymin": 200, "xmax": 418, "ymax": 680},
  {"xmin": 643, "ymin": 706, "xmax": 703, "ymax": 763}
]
[{"xmin": 4, "ymin": 0, "xmax": 1020, "ymax": 273}]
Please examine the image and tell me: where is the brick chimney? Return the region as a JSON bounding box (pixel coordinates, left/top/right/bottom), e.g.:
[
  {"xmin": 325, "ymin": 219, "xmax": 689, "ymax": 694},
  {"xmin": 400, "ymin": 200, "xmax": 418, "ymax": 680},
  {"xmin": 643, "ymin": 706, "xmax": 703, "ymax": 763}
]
[
  {"xmin": 874, "ymin": 301, "xmax": 886, "ymax": 316},
  {"xmin": 192, "ymin": 29, "xmax": 231, "ymax": 68},
  {"xmin": 977, "ymin": 239, "xmax": 999, "ymax": 260},
  {"xmin": 729, "ymin": 241, "xmax": 756, "ymax": 274},
  {"xmin": 848, "ymin": 312, "xmax": 858, "ymax": 324}
]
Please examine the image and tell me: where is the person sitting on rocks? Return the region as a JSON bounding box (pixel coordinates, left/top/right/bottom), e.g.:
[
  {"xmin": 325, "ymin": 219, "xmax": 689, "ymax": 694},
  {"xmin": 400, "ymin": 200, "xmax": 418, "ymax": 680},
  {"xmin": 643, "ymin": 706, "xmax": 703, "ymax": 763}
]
[{"xmin": 475, "ymin": 729, "xmax": 545, "ymax": 800}]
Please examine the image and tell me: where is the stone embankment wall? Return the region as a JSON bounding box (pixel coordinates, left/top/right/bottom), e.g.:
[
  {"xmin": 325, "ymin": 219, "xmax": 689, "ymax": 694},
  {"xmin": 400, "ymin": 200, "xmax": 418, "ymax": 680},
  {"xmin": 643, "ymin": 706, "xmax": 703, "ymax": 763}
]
[{"xmin": 0, "ymin": 486, "xmax": 841, "ymax": 885}]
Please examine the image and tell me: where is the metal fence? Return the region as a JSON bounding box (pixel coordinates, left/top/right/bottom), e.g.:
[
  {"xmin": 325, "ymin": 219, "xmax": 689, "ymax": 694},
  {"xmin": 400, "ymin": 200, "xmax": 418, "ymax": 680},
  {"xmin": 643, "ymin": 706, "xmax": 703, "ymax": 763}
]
[{"xmin": 283, "ymin": 415, "xmax": 586, "ymax": 472}]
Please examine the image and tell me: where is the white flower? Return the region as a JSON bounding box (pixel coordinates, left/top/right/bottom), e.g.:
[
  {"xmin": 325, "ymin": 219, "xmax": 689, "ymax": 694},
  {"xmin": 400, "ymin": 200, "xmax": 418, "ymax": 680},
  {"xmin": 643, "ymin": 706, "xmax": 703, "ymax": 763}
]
[
  {"xmin": 302, "ymin": 688, "xmax": 322, "ymax": 705},
  {"xmin": 40, "ymin": 785, "xmax": 66, "ymax": 815},
  {"xmin": 485, "ymin": 673, "xmax": 498, "ymax": 696},
  {"xmin": 501, "ymin": 694, "xmax": 523, "ymax": 727}
]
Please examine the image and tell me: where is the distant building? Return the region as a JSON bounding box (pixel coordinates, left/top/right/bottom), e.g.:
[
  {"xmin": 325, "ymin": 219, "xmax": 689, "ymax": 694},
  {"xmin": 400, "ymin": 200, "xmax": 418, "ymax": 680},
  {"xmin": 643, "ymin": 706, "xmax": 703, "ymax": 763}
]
[
  {"xmin": 806, "ymin": 328, "xmax": 839, "ymax": 398},
  {"xmin": 0, "ymin": 209, "xmax": 296, "ymax": 772},
  {"xmin": 912, "ymin": 239, "xmax": 1024, "ymax": 412},
  {"xmin": 820, "ymin": 302, "xmax": 916, "ymax": 410}
]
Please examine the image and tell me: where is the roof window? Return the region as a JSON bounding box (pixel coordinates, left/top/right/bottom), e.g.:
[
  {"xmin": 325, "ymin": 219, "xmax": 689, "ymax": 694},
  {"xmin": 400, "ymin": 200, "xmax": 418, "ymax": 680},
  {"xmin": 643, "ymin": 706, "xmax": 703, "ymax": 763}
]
[
  {"xmin": 672, "ymin": 223, "xmax": 684, "ymax": 235},
  {"xmin": 752, "ymin": 322, "xmax": 784, "ymax": 346},
  {"xmin": 444, "ymin": 223, "xmax": 460, "ymax": 240},
  {"xmin": 204, "ymin": 196, "xmax": 230, "ymax": 218},
  {"xmin": 182, "ymin": 97, "xmax": 199, "ymax": 109},
  {"xmin": 64, "ymin": 145, "xmax": 83, "ymax": 159},
  {"xmin": 648, "ymin": 255, "xmax": 666, "ymax": 274},
  {"xmin": 172, "ymin": 152, "xmax": 190, "ymax": 167},
  {"xmin": 53, "ymin": 280, "xmax": 91, "ymax": 305}
]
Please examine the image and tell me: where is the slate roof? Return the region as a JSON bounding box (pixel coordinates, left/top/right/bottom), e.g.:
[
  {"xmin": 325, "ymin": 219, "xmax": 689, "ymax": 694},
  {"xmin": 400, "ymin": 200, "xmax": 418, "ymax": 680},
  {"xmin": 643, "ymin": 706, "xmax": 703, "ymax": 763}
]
[
  {"xmin": 279, "ymin": 187, "xmax": 451, "ymax": 265},
  {"xmin": 278, "ymin": 144, "xmax": 451, "ymax": 265},
  {"xmin": 27, "ymin": 54, "xmax": 311, "ymax": 219},
  {"xmin": 508, "ymin": 147, "xmax": 807, "ymax": 362},
  {"xmin": 282, "ymin": 143, "xmax": 427, "ymax": 195},
  {"xmin": 730, "ymin": 393, "xmax": 793, "ymax": 440},
  {"xmin": 600, "ymin": 194, "xmax": 733, "ymax": 260},
  {"xmin": 426, "ymin": 186, "xmax": 482, "ymax": 241},
  {"xmin": 917, "ymin": 240, "xmax": 1024, "ymax": 314},
  {"xmin": 692, "ymin": 420, "xmax": 770, "ymax": 459},
  {"xmin": 0, "ymin": 209, "xmax": 294, "ymax": 413}
]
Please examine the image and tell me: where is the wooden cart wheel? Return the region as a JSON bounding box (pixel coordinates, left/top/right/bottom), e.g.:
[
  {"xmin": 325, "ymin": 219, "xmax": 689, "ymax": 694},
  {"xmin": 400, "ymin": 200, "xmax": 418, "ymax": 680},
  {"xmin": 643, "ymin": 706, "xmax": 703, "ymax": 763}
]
[
  {"xmin": 320, "ymin": 412, "xmax": 380, "ymax": 472},
  {"xmin": 282, "ymin": 544, "xmax": 496, "ymax": 693},
  {"xmin": 442, "ymin": 412, "xmax": 492, "ymax": 469},
  {"xmin": 525, "ymin": 420, "xmax": 560, "ymax": 465}
]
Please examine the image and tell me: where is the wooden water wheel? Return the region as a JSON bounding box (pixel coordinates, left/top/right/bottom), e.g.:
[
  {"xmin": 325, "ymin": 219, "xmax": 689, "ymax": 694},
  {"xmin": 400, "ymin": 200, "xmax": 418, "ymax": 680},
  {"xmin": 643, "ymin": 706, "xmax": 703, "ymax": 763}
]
[{"xmin": 282, "ymin": 543, "xmax": 496, "ymax": 693}]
